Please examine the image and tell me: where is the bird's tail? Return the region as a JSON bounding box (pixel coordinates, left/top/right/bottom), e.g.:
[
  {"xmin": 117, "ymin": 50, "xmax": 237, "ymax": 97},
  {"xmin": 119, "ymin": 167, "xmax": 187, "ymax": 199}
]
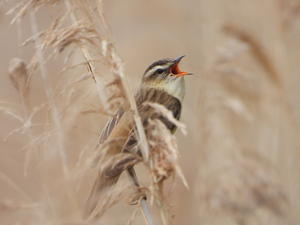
[{"xmin": 84, "ymin": 153, "xmax": 140, "ymax": 219}]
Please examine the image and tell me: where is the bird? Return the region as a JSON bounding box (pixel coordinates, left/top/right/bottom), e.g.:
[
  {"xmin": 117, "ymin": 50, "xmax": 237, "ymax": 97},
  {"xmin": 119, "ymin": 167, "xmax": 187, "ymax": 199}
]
[{"xmin": 85, "ymin": 56, "xmax": 191, "ymax": 218}]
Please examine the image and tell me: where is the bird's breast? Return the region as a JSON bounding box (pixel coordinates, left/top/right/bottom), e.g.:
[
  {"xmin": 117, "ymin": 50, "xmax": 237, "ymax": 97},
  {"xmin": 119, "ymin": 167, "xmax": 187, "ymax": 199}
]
[{"xmin": 135, "ymin": 87, "xmax": 182, "ymax": 133}]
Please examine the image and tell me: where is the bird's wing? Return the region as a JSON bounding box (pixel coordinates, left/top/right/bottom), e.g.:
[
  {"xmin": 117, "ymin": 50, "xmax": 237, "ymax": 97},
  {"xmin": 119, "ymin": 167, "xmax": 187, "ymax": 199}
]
[
  {"xmin": 99, "ymin": 109, "xmax": 125, "ymax": 144},
  {"xmin": 85, "ymin": 107, "xmax": 138, "ymax": 219},
  {"xmin": 98, "ymin": 87, "xmax": 143, "ymax": 144}
]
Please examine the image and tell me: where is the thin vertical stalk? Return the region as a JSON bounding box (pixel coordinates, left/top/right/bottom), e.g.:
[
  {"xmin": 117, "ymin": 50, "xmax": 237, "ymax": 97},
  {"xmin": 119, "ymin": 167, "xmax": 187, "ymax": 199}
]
[
  {"xmin": 64, "ymin": 0, "xmax": 110, "ymax": 113},
  {"xmin": 29, "ymin": 11, "xmax": 69, "ymax": 177}
]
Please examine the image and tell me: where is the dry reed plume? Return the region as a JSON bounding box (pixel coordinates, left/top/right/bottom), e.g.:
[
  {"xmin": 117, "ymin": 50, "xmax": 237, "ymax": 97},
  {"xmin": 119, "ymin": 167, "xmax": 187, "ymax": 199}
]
[{"xmin": 1, "ymin": 0, "xmax": 300, "ymax": 225}]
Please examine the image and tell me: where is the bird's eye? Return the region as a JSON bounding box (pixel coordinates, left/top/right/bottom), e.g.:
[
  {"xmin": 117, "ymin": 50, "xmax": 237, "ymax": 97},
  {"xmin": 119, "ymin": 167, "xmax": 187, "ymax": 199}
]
[{"xmin": 156, "ymin": 69, "xmax": 164, "ymax": 74}]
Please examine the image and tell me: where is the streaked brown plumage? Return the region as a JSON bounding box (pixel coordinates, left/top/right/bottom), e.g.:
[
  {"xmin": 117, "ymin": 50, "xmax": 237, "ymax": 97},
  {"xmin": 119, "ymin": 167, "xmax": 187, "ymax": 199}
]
[{"xmin": 85, "ymin": 56, "xmax": 190, "ymax": 218}]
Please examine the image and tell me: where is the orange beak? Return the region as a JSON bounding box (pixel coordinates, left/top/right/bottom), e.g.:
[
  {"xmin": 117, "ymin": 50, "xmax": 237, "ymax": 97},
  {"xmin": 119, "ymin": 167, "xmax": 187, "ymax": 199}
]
[{"xmin": 170, "ymin": 55, "xmax": 192, "ymax": 77}]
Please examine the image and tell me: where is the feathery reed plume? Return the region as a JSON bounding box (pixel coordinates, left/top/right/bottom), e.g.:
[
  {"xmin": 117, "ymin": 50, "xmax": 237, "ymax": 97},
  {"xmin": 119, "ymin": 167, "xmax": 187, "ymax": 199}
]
[
  {"xmin": 194, "ymin": 30, "xmax": 291, "ymax": 224},
  {"xmin": 223, "ymin": 25, "xmax": 282, "ymax": 86},
  {"xmin": 4, "ymin": 1, "xmax": 299, "ymax": 225},
  {"xmin": 63, "ymin": 0, "xmax": 150, "ymax": 161},
  {"xmin": 8, "ymin": 0, "xmax": 60, "ymax": 24},
  {"xmin": 8, "ymin": 0, "xmax": 165, "ymax": 224}
]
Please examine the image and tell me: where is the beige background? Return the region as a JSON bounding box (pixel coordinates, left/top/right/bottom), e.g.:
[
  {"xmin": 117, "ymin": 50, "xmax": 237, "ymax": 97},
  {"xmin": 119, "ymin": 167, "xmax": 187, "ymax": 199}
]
[{"xmin": 1, "ymin": 0, "xmax": 300, "ymax": 225}]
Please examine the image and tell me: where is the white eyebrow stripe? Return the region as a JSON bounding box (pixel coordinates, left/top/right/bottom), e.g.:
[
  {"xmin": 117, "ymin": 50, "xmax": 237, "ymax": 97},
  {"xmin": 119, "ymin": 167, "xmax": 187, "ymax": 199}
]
[{"xmin": 145, "ymin": 65, "xmax": 169, "ymax": 77}]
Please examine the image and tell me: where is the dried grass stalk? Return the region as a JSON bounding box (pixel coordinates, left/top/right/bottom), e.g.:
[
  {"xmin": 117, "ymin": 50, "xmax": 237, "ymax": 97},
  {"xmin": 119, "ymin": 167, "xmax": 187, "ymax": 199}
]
[{"xmin": 29, "ymin": 11, "xmax": 69, "ymax": 176}]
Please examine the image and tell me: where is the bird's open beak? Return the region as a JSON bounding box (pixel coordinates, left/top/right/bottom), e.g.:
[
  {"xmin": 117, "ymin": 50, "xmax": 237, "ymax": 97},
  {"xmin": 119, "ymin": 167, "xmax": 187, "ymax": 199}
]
[{"xmin": 170, "ymin": 55, "xmax": 193, "ymax": 77}]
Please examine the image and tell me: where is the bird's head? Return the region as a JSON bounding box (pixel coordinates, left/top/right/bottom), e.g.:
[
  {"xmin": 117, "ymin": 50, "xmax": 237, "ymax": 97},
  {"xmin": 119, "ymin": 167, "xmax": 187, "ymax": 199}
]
[
  {"xmin": 141, "ymin": 56, "xmax": 191, "ymax": 101},
  {"xmin": 142, "ymin": 56, "xmax": 191, "ymax": 83}
]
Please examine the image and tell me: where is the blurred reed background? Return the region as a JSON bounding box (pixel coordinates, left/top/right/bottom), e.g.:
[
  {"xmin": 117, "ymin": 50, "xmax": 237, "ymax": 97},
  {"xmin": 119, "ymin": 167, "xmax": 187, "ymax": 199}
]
[{"xmin": 1, "ymin": 0, "xmax": 300, "ymax": 225}]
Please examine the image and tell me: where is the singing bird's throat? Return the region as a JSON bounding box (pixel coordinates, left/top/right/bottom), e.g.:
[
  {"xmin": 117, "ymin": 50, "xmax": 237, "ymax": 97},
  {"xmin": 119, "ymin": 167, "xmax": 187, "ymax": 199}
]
[{"xmin": 142, "ymin": 77, "xmax": 185, "ymax": 102}]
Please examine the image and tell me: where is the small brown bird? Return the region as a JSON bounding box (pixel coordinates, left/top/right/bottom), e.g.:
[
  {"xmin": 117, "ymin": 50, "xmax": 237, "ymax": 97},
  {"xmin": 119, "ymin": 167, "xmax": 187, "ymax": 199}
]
[{"xmin": 85, "ymin": 56, "xmax": 191, "ymax": 217}]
